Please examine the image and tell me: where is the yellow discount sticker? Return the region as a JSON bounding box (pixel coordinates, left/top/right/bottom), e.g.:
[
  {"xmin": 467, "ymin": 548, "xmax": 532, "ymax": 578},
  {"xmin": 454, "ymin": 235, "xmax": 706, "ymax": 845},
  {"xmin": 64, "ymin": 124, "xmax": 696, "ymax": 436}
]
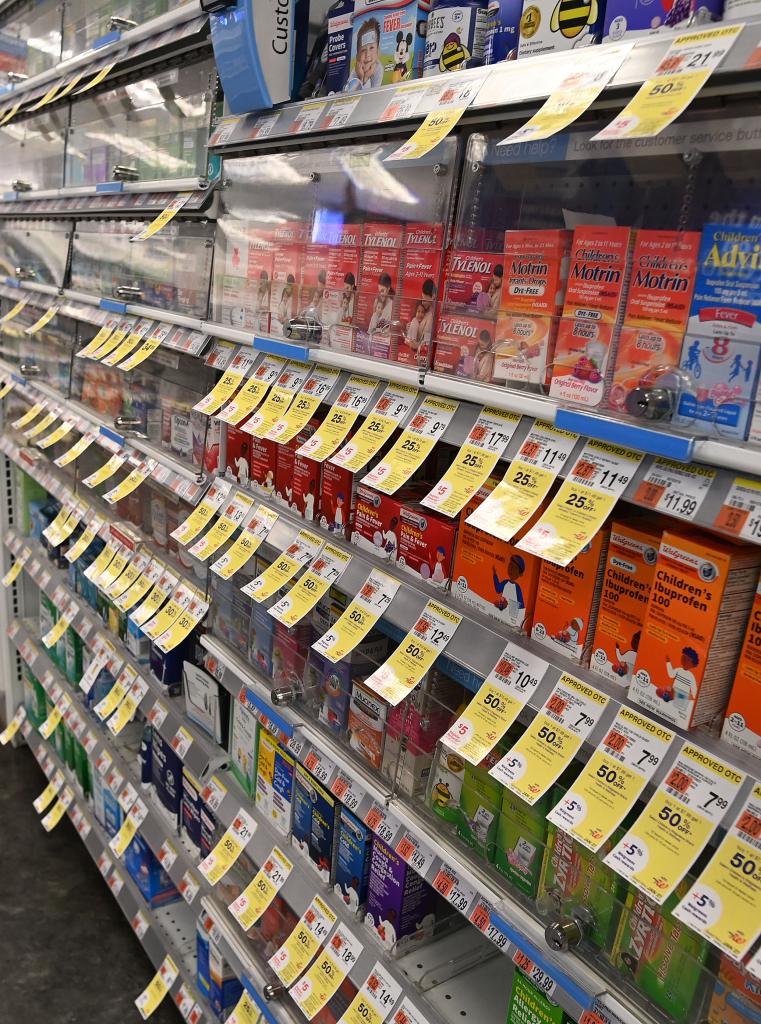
[
  {"xmin": 41, "ymin": 614, "xmax": 71, "ymax": 650},
  {"xmin": 194, "ymin": 367, "xmax": 248, "ymax": 416},
  {"xmin": 489, "ymin": 673, "xmax": 610, "ymax": 804},
  {"xmin": 269, "ymin": 544, "xmax": 351, "ymax": 628},
  {"xmin": 198, "ymin": 808, "xmax": 257, "ymax": 886},
  {"xmin": 268, "ymin": 896, "xmax": 338, "ymax": 987},
  {"xmin": 89, "ymin": 318, "xmax": 135, "ymax": 360},
  {"xmin": 227, "ymin": 992, "xmax": 262, "ymax": 1024},
  {"xmin": 82, "ymin": 453, "xmax": 127, "ymax": 489},
  {"xmin": 266, "ymin": 366, "xmax": 340, "ymax": 444},
  {"xmin": 594, "ymin": 25, "xmax": 743, "ymax": 141},
  {"xmin": 153, "ymin": 593, "xmax": 209, "ymax": 653},
  {"xmin": 674, "ymin": 782, "xmax": 761, "ymax": 958},
  {"xmin": 330, "ymin": 383, "xmax": 418, "ymax": 474},
  {"xmin": 76, "ymin": 317, "xmax": 121, "ymax": 358},
  {"xmin": 290, "ymin": 924, "xmax": 364, "ymax": 1020},
  {"xmin": 142, "ymin": 583, "xmax": 195, "ymax": 639},
  {"xmin": 65, "ymin": 520, "xmax": 101, "ymax": 563},
  {"xmin": 228, "ymin": 845, "xmax": 294, "ymax": 931},
  {"xmin": 24, "ymin": 411, "xmax": 57, "ymax": 439},
  {"xmin": 242, "ymin": 529, "xmax": 322, "ymax": 603},
  {"xmin": 39, "ymin": 705, "xmax": 62, "ymax": 739},
  {"xmin": 210, "ymin": 505, "xmax": 278, "ymax": 580},
  {"xmin": 33, "ymin": 771, "xmax": 64, "ymax": 813},
  {"xmin": 55, "ymin": 431, "xmax": 97, "ymax": 467},
  {"xmin": 295, "ymin": 375, "xmax": 379, "ymax": 463},
  {"xmin": 131, "ymin": 194, "xmax": 192, "ymax": 242},
  {"xmin": 0, "ymin": 379, "xmax": 15, "ymax": 399},
  {"xmin": 109, "ymin": 798, "xmax": 147, "ymax": 858},
  {"xmin": 130, "ymin": 569, "xmax": 178, "ymax": 628},
  {"xmin": 312, "ymin": 569, "xmax": 400, "ymax": 663},
  {"xmin": 101, "ymin": 318, "xmax": 155, "ymax": 366},
  {"xmin": 421, "ymin": 407, "xmax": 521, "ymax": 518},
  {"xmin": 0, "ymin": 298, "xmax": 28, "ymax": 325},
  {"xmin": 442, "ymin": 642, "xmax": 547, "ymax": 765},
  {"xmin": 97, "ymin": 547, "xmax": 132, "ymax": 590},
  {"xmin": 605, "ymin": 743, "xmax": 745, "ymax": 904},
  {"xmin": 0, "ymin": 705, "xmax": 26, "ymax": 744},
  {"xmin": 518, "ymin": 440, "xmax": 643, "ymax": 565},
  {"xmin": 117, "ymin": 332, "xmax": 165, "ymax": 371},
  {"xmin": 106, "ymin": 552, "xmax": 151, "ymax": 600},
  {"xmin": 361, "ymin": 396, "xmax": 458, "ymax": 495},
  {"xmin": 547, "ymin": 707, "xmax": 674, "ymax": 852},
  {"xmin": 108, "ymin": 678, "xmax": 149, "ymax": 736},
  {"xmin": 36, "ymin": 419, "xmax": 75, "ymax": 450},
  {"xmin": 171, "ymin": 481, "xmax": 231, "ymax": 545},
  {"xmin": 338, "ymin": 963, "xmax": 402, "ymax": 1024},
  {"xmin": 364, "ymin": 600, "xmax": 463, "ymax": 706},
  {"xmin": 114, "ymin": 560, "xmax": 160, "ymax": 611},
  {"xmin": 103, "ymin": 460, "xmax": 155, "ymax": 505},
  {"xmin": 189, "ymin": 491, "xmax": 256, "ymax": 561},
  {"xmin": 12, "ymin": 403, "xmax": 45, "ymax": 431},
  {"xmin": 241, "ymin": 360, "xmax": 312, "ymax": 438},
  {"xmin": 134, "ymin": 956, "xmax": 180, "ymax": 1019},
  {"xmin": 41, "ymin": 795, "xmax": 69, "ymax": 832},
  {"xmin": 24, "ymin": 303, "xmax": 60, "ymax": 336},
  {"xmin": 217, "ymin": 354, "xmax": 286, "ymax": 425},
  {"xmin": 2, "ymin": 555, "xmax": 26, "ymax": 587},
  {"xmin": 388, "ymin": 107, "xmax": 467, "ymax": 161}
]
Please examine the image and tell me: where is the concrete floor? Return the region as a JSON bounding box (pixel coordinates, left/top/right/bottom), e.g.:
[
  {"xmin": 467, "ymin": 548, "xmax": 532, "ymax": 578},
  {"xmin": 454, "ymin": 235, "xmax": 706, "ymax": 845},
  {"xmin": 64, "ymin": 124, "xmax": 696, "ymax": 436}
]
[{"xmin": 0, "ymin": 741, "xmax": 181, "ymax": 1023}]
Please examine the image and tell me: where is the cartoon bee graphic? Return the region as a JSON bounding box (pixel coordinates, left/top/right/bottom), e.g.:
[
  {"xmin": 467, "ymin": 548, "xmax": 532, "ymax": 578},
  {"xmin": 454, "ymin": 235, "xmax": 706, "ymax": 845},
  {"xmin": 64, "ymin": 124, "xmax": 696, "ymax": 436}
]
[
  {"xmin": 439, "ymin": 33, "xmax": 470, "ymax": 73},
  {"xmin": 550, "ymin": 0, "xmax": 599, "ymax": 38}
]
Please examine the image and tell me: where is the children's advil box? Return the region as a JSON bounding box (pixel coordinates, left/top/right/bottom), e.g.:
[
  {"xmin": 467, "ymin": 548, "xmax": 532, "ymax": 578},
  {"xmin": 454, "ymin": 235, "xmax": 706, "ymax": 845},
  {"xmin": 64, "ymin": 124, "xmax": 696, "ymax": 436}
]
[
  {"xmin": 674, "ymin": 334, "xmax": 761, "ymax": 440},
  {"xmin": 630, "ymin": 529, "xmax": 761, "ymax": 729},
  {"xmin": 687, "ymin": 224, "xmax": 761, "ymax": 342},
  {"xmin": 590, "ymin": 519, "xmax": 661, "ymax": 686},
  {"xmin": 722, "ymin": 581, "xmax": 761, "ymax": 761}
]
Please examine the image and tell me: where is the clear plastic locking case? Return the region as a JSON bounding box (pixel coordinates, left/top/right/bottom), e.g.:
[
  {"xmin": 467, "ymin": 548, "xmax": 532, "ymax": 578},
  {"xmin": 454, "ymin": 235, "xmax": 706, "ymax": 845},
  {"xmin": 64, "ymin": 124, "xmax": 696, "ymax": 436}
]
[
  {"xmin": 0, "ymin": 107, "xmax": 68, "ymax": 195},
  {"xmin": 0, "ymin": 0, "xmax": 63, "ymax": 87},
  {"xmin": 0, "ymin": 218, "xmax": 71, "ymax": 286},
  {"xmin": 61, "ymin": 0, "xmax": 172, "ymax": 60}
]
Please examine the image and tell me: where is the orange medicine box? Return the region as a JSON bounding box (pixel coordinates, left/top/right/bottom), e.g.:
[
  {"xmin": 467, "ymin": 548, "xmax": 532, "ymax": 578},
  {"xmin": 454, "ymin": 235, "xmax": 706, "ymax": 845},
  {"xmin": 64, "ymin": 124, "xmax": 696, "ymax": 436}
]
[
  {"xmin": 630, "ymin": 530, "xmax": 761, "ymax": 730},
  {"xmin": 501, "ymin": 229, "xmax": 571, "ymax": 317},
  {"xmin": 610, "ymin": 230, "xmax": 700, "ymax": 412},
  {"xmin": 450, "ymin": 477, "xmax": 543, "ymax": 633},
  {"xmin": 531, "ymin": 526, "xmax": 611, "ymax": 665},
  {"xmin": 722, "ymin": 581, "xmax": 761, "ymax": 760},
  {"xmin": 590, "ymin": 520, "xmax": 662, "ymax": 688}
]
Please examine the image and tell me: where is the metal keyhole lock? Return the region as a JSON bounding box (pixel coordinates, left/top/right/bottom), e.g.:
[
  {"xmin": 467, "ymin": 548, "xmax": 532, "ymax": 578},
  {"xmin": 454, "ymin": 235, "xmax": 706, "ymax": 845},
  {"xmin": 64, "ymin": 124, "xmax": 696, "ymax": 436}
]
[{"xmin": 544, "ymin": 906, "xmax": 594, "ymax": 952}]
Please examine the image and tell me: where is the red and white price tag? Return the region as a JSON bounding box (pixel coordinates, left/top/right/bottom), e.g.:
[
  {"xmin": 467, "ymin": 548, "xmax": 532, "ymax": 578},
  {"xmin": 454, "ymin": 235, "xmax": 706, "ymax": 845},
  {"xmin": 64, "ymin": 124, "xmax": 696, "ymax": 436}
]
[
  {"xmin": 201, "ymin": 775, "xmax": 227, "ymax": 813},
  {"xmin": 132, "ymin": 911, "xmax": 150, "ymax": 940},
  {"xmin": 158, "ymin": 840, "xmax": 178, "ymax": 871},
  {"xmin": 108, "ymin": 871, "xmax": 125, "ymax": 897},
  {"xmin": 303, "ymin": 748, "xmax": 337, "ymax": 786},
  {"xmin": 364, "ymin": 802, "xmax": 400, "ymax": 846},
  {"xmin": 431, "ymin": 865, "xmax": 476, "ymax": 915},
  {"xmin": 171, "ymin": 726, "xmax": 194, "ymax": 759},
  {"xmin": 331, "ymin": 771, "xmax": 366, "ymax": 814},
  {"xmin": 512, "ymin": 949, "xmax": 556, "ymax": 999},
  {"xmin": 468, "ymin": 898, "xmax": 509, "ymax": 950},
  {"xmin": 395, "ymin": 830, "xmax": 435, "ymax": 876},
  {"xmin": 147, "ymin": 700, "xmax": 168, "ymax": 729},
  {"xmin": 179, "ymin": 872, "xmax": 199, "ymax": 904}
]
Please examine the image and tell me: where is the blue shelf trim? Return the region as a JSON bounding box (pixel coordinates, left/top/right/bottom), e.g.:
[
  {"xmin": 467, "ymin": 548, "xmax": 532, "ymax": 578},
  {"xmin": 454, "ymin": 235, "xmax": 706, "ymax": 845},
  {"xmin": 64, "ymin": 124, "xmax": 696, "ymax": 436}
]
[
  {"xmin": 555, "ymin": 409, "xmax": 694, "ymax": 462},
  {"xmin": 100, "ymin": 299, "xmax": 127, "ymax": 313},
  {"xmin": 96, "ymin": 181, "xmax": 124, "ymax": 193},
  {"xmin": 93, "ymin": 30, "xmax": 121, "ymax": 48},
  {"xmin": 244, "ymin": 686, "xmax": 294, "ymax": 738},
  {"xmin": 490, "ymin": 910, "xmax": 594, "ymax": 1011},
  {"xmin": 99, "ymin": 425, "xmax": 125, "ymax": 447},
  {"xmin": 241, "ymin": 978, "xmax": 280, "ymax": 1024},
  {"xmin": 2, "ymin": 192, "xmax": 18, "ymax": 201},
  {"xmin": 11, "ymin": 373, "xmax": 26, "ymax": 385},
  {"xmin": 4, "ymin": 278, "xmax": 20, "ymax": 288},
  {"xmin": 253, "ymin": 335, "xmax": 310, "ymax": 362}
]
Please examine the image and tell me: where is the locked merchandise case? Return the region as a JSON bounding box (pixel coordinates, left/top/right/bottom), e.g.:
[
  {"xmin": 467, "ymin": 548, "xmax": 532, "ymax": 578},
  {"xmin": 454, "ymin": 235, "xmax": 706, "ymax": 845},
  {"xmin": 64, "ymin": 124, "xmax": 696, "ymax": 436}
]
[
  {"xmin": 0, "ymin": 0, "xmax": 62, "ymax": 86},
  {"xmin": 65, "ymin": 60, "xmax": 216, "ymax": 188},
  {"xmin": 69, "ymin": 219, "xmax": 215, "ymax": 316},
  {"xmin": 0, "ymin": 107, "xmax": 68, "ymax": 195},
  {"xmin": 61, "ymin": 0, "xmax": 174, "ymax": 58},
  {"xmin": 0, "ymin": 219, "xmax": 71, "ymax": 288},
  {"xmin": 212, "ymin": 136, "xmax": 459, "ymax": 362}
]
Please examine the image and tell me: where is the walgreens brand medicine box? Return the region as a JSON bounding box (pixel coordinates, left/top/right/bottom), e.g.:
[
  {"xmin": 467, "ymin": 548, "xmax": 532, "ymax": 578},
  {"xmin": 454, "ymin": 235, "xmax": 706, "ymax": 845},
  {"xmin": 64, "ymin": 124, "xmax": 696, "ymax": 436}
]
[
  {"xmin": 630, "ymin": 530, "xmax": 761, "ymax": 729},
  {"xmin": 722, "ymin": 581, "xmax": 761, "ymax": 761}
]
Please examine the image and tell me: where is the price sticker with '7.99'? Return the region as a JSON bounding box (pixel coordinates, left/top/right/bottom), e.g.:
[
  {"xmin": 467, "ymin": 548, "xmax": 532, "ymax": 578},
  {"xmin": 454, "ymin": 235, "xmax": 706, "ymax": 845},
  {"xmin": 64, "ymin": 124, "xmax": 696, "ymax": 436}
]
[{"xmin": 605, "ymin": 742, "xmax": 745, "ymax": 904}]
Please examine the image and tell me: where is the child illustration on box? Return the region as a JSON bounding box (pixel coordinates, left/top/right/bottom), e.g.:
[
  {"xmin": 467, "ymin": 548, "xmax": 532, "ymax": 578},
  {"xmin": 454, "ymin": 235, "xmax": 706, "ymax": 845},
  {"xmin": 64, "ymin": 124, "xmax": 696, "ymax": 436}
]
[
  {"xmin": 404, "ymin": 302, "xmax": 428, "ymax": 352},
  {"xmin": 492, "ymin": 557, "xmax": 526, "ymax": 624},
  {"xmin": 232, "ymin": 441, "xmax": 249, "ymax": 487},
  {"xmin": 683, "ymin": 338, "xmax": 702, "ymax": 379},
  {"xmin": 328, "ymin": 493, "xmax": 345, "ymax": 533},
  {"xmin": 369, "ymin": 273, "xmax": 394, "ymax": 333},
  {"xmin": 346, "ymin": 18, "xmax": 384, "ymax": 91},
  {"xmin": 382, "ymin": 516, "xmax": 399, "ymax": 559},
  {"xmin": 474, "ymin": 329, "xmax": 495, "ymax": 383},
  {"xmin": 553, "ymin": 617, "xmax": 583, "ymax": 649},
  {"xmin": 368, "ymin": 908, "xmax": 398, "ymax": 950},
  {"xmin": 276, "ymin": 274, "xmax": 296, "ymax": 330},
  {"xmin": 613, "ymin": 630, "xmax": 640, "ymax": 681},
  {"xmin": 255, "ymin": 271, "xmax": 270, "ymax": 315},
  {"xmin": 431, "ymin": 546, "xmax": 448, "ymax": 586},
  {"xmin": 303, "ymin": 479, "xmax": 317, "ymax": 521},
  {"xmin": 659, "ymin": 647, "xmax": 699, "ymax": 705}
]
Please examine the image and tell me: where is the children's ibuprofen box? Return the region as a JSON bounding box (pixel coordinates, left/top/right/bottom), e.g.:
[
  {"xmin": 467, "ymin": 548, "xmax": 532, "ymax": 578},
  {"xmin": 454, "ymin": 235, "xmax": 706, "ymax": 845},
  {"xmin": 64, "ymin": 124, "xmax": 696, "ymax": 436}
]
[
  {"xmin": 452, "ymin": 477, "xmax": 542, "ymax": 633},
  {"xmin": 531, "ymin": 527, "xmax": 610, "ymax": 665},
  {"xmin": 722, "ymin": 581, "xmax": 761, "ymax": 760},
  {"xmin": 590, "ymin": 519, "xmax": 661, "ymax": 687},
  {"xmin": 630, "ymin": 530, "xmax": 761, "ymax": 729}
]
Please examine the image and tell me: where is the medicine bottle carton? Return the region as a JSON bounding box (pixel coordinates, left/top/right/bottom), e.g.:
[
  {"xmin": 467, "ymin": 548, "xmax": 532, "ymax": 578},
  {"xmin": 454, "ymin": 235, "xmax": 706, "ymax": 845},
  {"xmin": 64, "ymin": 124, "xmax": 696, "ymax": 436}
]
[{"xmin": 722, "ymin": 580, "xmax": 761, "ymax": 760}]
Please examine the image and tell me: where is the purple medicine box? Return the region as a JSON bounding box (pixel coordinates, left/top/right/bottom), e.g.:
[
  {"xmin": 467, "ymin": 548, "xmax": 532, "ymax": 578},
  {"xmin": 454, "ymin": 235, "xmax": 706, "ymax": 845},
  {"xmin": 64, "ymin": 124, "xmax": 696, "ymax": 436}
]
[{"xmin": 365, "ymin": 836, "xmax": 435, "ymax": 951}]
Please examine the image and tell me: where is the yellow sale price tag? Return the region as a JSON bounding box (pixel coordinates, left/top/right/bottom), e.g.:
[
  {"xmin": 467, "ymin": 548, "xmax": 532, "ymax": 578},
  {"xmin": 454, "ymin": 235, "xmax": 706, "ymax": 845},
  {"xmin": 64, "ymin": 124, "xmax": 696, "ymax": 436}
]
[
  {"xmin": 290, "ymin": 925, "xmax": 364, "ymax": 1020},
  {"xmin": 82, "ymin": 453, "xmax": 127, "ymax": 489},
  {"xmin": 114, "ymin": 565, "xmax": 156, "ymax": 611},
  {"xmin": 339, "ymin": 964, "xmax": 402, "ymax": 1024},
  {"xmin": 36, "ymin": 420, "xmax": 75, "ymax": 450},
  {"xmin": 518, "ymin": 440, "xmax": 644, "ymax": 566},
  {"xmin": 65, "ymin": 521, "xmax": 99, "ymax": 562},
  {"xmin": 97, "ymin": 547, "xmax": 132, "ymax": 590},
  {"xmin": 198, "ymin": 808, "xmax": 257, "ymax": 885},
  {"xmin": 217, "ymin": 354, "xmax": 286, "ymax": 425},
  {"xmin": 0, "ymin": 379, "xmax": 15, "ymax": 399},
  {"xmin": 0, "ymin": 705, "xmax": 26, "ymax": 744},
  {"xmin": 266, "ymin": 366, "xmax": 340, "ymax": 444},
  {"xmin": 674, "ymin": 783, "xmax": 761, "ymax": 958},
  {"xmin": 135, "ymin": 956, "xmax": 179, "ymax": 1019},
  {"xmin": 189, "ymin": 492, "xmax": 256, "ymax": 561},
  {"xmin": 89, "ymin": 318, "xmax": 134, "ymax": 360},
  {"xmin": 269, "ymin": 896, "xmax": 338, "ymax": 986},
  {"xmin": 296, "ymin": 375, "xmax": 379, "ymax": 463},
  {"xmin": 269, "ymin": 544, "xmax": 351, "ymax": 627},
  {"xmin": 41, "ymin": 614, "xmax": 71, "ymax": 649},
  {"xmin": 101, "ymin": 319, "xmax": 154, "ymax": 366},
  {"xmin": 154, "ymin": 595, "xmax": 209, "ymax": 653},
  {"xmin": 228, "ymin": 846, "xmax": 293, "ymax": 930},
  {"xmin": 242, "ymin": 529, "xmax": 322, "ymax": 603},
  {"xmin": 12, "ymin": 403, "xmax": 45, "ymax": 430},
  {"xmin": 55, "ymin": 431, "xmax": 97, "ymax": 467},
  {"xmin": 594, "ymin": 25, "xmax": 743, "ymax": 141},
  {"xmin": 24, "ymin": 411, "xmax": 57, "ymax": 439},
  {"xmin": 228, "ymin": 992, "xmax": 261, "ymax": 1024},
  {"xmin": 41, "ymin": 797, "xmax": 68, "ymax": 832},
  {"xmin": 94, "ymin": 677, "xmax": 129, "ymax": 721},
  {"xmin": 361, "ymin": 396, "xmax": 458, "ymax": 495},
  {"xmin": 194, "ymin": 369, "xmax": 247, "ymax": 416},
  {"xmin": 75, "ymin": 61, "xmax": 117, "ymax": 95},
  {"xmin": 39, "ymin": 706, "xmax": 62, "ymax": 739},
  {"xmin": 489, "ymin": 673, "xmax": 610, "ymax": 804},
  {"xmin": 312, "ymin": 569, "xmax": 400, "ymax": 663},
  {"xmin": 130, "ymin": 570, "xmax": 177, "ymax": 628},
  {"xmin": 388, "ymin": 107, "xmax": 467, "ymax": 161},
  {"xmin": 24, "ymin": 303, "xmax": 60, "ymax": 336},
  {"xmin": 365, "ymin": 600, "xmax": 463, "ymax": 706},
  {"xmin": 210, "ymin": 505, "xmax": 278, "ymax": 580},
  {"xmin": 241, "ymin": 360, "xmax": 312, "ymax": 438},
  {"xmin": 605, "ymin": 743, "xmax": 745, "ymax": 904},
  {"xmin": 103, "ymin": 461, "xmax": 155, "ymax": 504},
  {"xmin": 108, "ymin": 678, "xmax": 148, "ymax": 736},
  {"xmin": 421, "ymin": 407, "xmax": 521, "ymax": 518},
  {"xmin": 131, "ymin": 193, "xmax": 192, "ymax": 242},
  {"xmin": 117, "ymin": 334, "xmax": 163, "ymax": 371},
  {"xmin": 142, "ymin": 584, "xmax": 194, "ymax": 639},
  {"xmin": 106, "ymin": 553, "xmax": 150, "ymax": 599},
  {"xmin": 2, "ymin": 556, "xmax": 26, "ymax": 587},
  {"xmin": 33, "ymin": 772, "xmax": 64, "ymax": 813},
  {"xmin": 330, "ymin": 383, "xmax": 418, "ymax": 474},
  {"xmin": 76, "ymin": 317, "xmax": 121, "ymax": 358},
  {"xmin": 442, "ymin": 643, "xmax": 548, "ymax": 765},
  {"xmin": 171, "ymin": 482, "xmax": 231, "ymax": 545},
  {"xmin": 547, "ymin": 707, "xmax": 675, "ymax": 851},
  {"xmin": 109, "ymin": 809, "xmax": 139, "ymax": 858},
  {"xmin": 0, "ymin": 299, "xmax": 28, "ymax": 325}
]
